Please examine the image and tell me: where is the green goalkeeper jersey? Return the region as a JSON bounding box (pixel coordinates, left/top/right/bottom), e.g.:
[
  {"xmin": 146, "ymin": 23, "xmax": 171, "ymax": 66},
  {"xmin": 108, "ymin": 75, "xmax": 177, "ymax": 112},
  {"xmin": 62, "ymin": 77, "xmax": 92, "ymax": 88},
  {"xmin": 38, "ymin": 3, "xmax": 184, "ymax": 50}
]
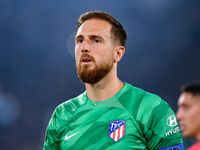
[{"xmin": 44, "ymin": 83, "xmax": 183, "ymax": 150}]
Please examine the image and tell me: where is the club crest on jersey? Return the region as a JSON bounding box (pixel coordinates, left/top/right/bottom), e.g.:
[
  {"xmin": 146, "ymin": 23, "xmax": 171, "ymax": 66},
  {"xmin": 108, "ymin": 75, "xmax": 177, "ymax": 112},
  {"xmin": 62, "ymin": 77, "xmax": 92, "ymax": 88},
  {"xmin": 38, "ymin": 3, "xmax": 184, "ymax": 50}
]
[{"xmin": 108, "ymin": 120, "xmax": 126, "ymax": 142}]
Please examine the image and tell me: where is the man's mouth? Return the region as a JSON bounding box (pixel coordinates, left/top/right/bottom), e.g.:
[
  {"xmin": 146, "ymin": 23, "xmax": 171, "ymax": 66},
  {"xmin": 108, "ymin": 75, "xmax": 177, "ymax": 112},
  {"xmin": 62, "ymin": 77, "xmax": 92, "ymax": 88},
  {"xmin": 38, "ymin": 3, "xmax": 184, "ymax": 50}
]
[
  {"xmin": 79, "ymin": 53, "xmax": 95, "ymax": 64},
  {"xmin": 82, "ymin": 58, "xmax": 91, "ymax": 62},
  {"xmin": 81, "ymin": 57, "xmax": 92, "ymax": 64}
]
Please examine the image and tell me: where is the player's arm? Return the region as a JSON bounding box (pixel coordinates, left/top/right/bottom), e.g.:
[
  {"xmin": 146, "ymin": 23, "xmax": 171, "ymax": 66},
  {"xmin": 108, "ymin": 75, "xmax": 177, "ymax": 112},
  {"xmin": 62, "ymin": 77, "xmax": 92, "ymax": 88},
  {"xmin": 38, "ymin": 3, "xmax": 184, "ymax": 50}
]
[
  {"xmin": 43, "ymin": 111, "xmax": 60, "ymax": 150},
  {"xmin": 141, "ymin": 94, "xmax": 184, "ymax": 149}
]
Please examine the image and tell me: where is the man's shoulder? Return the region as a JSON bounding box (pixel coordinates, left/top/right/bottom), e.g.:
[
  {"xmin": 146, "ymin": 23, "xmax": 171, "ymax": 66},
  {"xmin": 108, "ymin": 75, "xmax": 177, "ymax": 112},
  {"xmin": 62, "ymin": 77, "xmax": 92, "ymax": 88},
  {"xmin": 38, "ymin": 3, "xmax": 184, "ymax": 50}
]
[
  {"xmin": 121, "ymin": 83, "xmax": 172, "ymax": 120},
  {"xmin": 54, "ymin": 92, "xmax": 87, "ymax": 116},
  {"xmin": 129, "ymin": 84, "xmax": 172, "ymax": 115},
  {"xmin": 122, "ymin": 83, "xmax": 164, "ymax": 106}
]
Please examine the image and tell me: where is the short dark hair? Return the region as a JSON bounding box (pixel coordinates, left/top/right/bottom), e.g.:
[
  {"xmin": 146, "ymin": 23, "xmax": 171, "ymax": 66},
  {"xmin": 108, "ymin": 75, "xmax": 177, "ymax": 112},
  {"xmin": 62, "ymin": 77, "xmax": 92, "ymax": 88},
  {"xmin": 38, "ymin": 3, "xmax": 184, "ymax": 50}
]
[
  {"xmin": 77, "ymin": 11, "xmax": 127, "ymax": 47},
  {"xmin": 181, "ymin": 81, "xmax": 200, "ymax": 96}
]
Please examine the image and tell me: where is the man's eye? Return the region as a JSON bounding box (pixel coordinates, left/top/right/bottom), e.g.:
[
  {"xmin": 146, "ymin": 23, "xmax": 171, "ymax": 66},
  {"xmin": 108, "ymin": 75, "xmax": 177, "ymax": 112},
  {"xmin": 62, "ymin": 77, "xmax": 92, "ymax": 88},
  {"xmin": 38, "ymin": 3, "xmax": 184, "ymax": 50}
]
[
  {"xmin": 94, "ymin": 39, "xmax": 100, "ymax": 43},
  {"xmin": 79, "ymin": 39, "xmax": 83, "ymax": 43},
  {"xmin": 183, "ymin": 105, "xmax": 190, "ymax": 111}
]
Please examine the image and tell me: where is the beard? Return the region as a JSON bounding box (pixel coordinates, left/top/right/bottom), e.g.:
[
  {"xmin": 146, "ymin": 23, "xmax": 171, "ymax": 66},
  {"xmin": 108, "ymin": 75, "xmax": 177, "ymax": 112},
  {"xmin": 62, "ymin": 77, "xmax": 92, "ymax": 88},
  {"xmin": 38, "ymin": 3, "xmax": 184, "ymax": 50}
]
[{"xmin": 76, "ymin": 53, "xmax": 114, "ymax": 84}]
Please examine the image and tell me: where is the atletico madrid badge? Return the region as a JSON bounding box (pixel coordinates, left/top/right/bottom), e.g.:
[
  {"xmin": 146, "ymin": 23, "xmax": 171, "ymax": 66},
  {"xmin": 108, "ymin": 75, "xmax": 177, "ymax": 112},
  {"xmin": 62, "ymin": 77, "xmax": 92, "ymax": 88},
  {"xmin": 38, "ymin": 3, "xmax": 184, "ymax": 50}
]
[{"xmin": 108, "ymin": 120, "xmax": 126, "ymax": 142}]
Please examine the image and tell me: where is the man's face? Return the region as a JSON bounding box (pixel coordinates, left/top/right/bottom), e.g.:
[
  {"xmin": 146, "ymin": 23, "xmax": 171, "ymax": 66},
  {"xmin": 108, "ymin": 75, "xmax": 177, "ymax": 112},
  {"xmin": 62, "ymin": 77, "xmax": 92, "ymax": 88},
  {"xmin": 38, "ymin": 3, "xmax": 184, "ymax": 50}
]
[
  {"xmin": 176, "ymin": 92, "xmax": 200, "ymax": 138},
  {"xmin": 75, "ymin": 19, "xmax": 115, "ymax": 84}
]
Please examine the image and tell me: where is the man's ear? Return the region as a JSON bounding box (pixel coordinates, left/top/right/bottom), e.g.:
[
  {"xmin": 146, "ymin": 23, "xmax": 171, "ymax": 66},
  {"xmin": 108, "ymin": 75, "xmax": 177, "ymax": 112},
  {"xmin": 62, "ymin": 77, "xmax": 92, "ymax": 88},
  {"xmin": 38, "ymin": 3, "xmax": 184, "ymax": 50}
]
[{"xmin": 114, "ymin": 46, "xmax": 125, "ymax": 62}]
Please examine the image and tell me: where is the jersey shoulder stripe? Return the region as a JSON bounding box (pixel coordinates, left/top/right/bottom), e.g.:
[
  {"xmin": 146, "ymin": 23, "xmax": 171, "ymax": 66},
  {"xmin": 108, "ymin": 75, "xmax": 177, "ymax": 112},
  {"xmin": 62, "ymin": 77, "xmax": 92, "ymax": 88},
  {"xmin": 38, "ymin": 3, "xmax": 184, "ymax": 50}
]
[
  {"xmin": 116, "ymin": 83, "xmax": 165, "ymax": 120},
  {"xmin": 116, "ymin": 83, "xmax": 182, "ymax": 147}
]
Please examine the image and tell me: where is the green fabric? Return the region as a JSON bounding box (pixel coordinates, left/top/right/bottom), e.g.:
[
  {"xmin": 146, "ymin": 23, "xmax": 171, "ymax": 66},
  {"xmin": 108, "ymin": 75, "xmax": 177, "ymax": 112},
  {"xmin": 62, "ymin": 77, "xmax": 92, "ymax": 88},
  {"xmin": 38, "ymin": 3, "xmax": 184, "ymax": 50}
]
[{"xmin": 44, "ymin": 83, "xmax": 183, "ymax": 150}]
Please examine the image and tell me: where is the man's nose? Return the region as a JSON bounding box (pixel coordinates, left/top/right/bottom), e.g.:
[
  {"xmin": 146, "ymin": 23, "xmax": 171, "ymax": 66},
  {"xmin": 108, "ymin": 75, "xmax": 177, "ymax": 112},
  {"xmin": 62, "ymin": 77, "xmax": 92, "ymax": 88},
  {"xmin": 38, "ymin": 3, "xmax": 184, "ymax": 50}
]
[
  {"xmin": 176, "ymin": 109, "xmax": 182, "ymax": 120},
  {"xmin": 81, "ymin": 40, "xmax": 90, "ymax": 53}
]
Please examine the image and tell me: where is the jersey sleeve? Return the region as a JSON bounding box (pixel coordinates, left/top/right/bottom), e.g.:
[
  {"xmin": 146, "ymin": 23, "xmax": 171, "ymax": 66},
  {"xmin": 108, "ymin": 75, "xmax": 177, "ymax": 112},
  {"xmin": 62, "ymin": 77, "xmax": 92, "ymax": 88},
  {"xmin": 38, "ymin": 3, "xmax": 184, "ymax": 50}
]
[
  {"xmin": 140, "ymin": 93, "xmax": 183, "ymax": 150},
  {"xmin": 43, "ymin": 95, "xmax": 85, "ymax": 150},
  {"xmin": 43, "ymin": 110, "xmax": 60, "ymax": 150}
]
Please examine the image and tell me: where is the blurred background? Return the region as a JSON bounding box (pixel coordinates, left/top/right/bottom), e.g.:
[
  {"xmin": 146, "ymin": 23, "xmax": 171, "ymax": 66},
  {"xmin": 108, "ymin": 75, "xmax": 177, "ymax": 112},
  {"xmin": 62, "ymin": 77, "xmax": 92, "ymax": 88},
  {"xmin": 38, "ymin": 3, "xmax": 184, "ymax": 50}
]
[{"xmin": 0, "ymin": 0, "xmax": 200, "ymax": 149}]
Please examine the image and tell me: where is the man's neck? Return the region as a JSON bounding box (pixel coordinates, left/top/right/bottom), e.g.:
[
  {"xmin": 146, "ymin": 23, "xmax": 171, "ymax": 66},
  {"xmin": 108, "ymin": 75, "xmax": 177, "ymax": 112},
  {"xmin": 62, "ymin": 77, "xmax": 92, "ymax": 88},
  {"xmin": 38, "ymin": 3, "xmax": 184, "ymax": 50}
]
[
  {"xmin": 85, "ymin": 76, "xmax": 124, "ymax": 102},
  {"xmin": 197, "ymin": 134, "xmax": 200, "ymax": 142}
]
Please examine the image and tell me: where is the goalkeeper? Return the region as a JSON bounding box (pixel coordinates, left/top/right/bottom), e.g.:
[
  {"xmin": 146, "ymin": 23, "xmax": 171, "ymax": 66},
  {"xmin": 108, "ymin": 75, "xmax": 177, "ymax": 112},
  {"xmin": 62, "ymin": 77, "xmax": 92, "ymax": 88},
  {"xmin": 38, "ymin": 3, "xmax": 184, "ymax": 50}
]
[{"xmin": 44, "ymin": 11, "xmax": 184, "ymax": 150}]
